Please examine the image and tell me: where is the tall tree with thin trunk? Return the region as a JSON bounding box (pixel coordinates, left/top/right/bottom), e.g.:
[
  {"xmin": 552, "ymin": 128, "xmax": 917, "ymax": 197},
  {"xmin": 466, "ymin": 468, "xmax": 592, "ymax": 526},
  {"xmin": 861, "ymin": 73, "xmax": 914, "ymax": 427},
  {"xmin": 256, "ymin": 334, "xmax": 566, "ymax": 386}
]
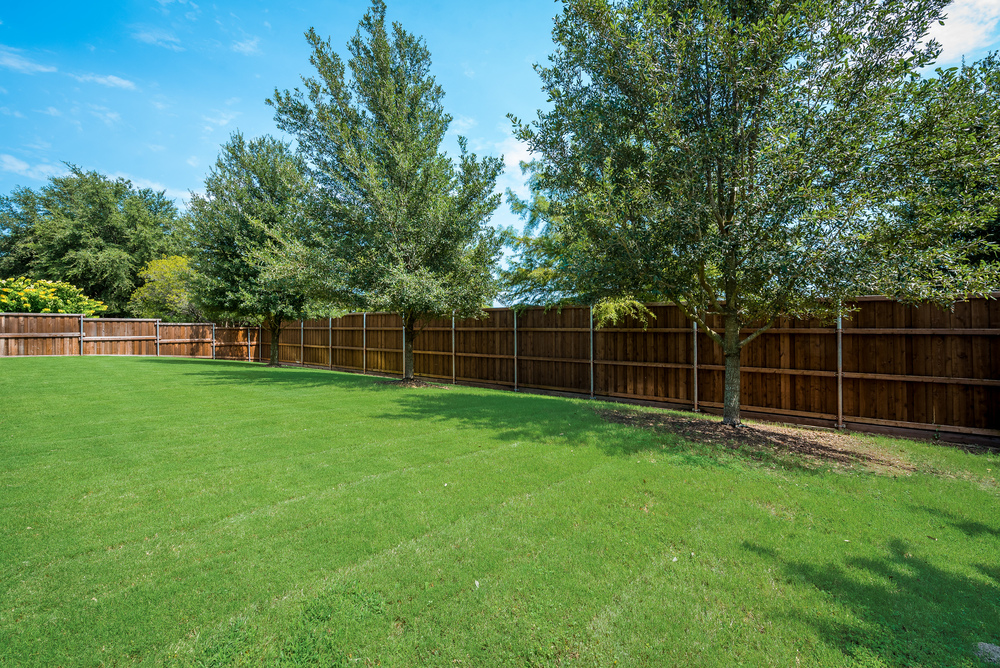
[
  {"xmin": 507, "ymin": 0, "xmax": 1000, "ymax": 425},
  {"xmin": 190, "ymin": 132, "xmax": 311, "ymax": 367},
  {"xmin": 266, "ymin": 0, "xmax": 504, "ymax": 380}
]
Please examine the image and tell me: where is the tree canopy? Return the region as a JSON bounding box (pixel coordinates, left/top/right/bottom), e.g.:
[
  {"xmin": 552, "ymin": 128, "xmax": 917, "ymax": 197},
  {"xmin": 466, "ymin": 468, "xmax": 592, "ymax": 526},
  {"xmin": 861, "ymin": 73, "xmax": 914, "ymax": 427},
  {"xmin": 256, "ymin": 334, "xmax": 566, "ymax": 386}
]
[
  {"xmin": 507, "ymin": 0, "xmax": 1000, "ymax": 424},
  {"xmin": 267, "ymin": 0, "xmax": 505, "ymax": 380},
  {"xmin": 128, "ymin": 255, "xmax": 204, "ymax": 322},
  {"xmin": 189, "ymin": 132, "xmax": 312, "ymax": 366},
  {"xmin": 0, "ymin": 166, "xmax": 183, "ymax": 315}
]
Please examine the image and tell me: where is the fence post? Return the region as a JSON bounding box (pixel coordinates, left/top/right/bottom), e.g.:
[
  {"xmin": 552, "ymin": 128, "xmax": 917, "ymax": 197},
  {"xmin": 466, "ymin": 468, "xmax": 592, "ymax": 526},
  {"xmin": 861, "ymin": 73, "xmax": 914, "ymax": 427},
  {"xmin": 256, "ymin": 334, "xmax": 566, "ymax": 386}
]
[
  {"xmin": 79, "ymin": 315, "xmax": 84, "ymax": 356},
  {"xmin": 692, "ymin": 320, "xmax": 699, "ymax": 413},
  {"xmin": 156, "ymin": 320, "xmax": 160, "ymax": 357},
  {"xmin": 258, "ymin": 325, "xmax": 262, "ymax": 363},
  {"xmin": 362, "ymin": 313, "xmax": 367, "ymax": 374},
  {"xmin": 513, "ymin": 309, "xmax": 518, "ymax": 392},
  {"xmin": 329, "ymin": 317, "xmax": 334, "ymax": 370},
  {"xmin": 452, "ymin": 311, "xmax": 456, "ymax": 385},
  {"xmin": 401, "ymin": 320, "xmax": 406, "ymax": 378},
  {"xmin": 300, "ymin": 320, "xmax": 304, "ymax": 366},
  {"xmin": 212, "ymin": 323, "xmax": 216, "ymax": 360},
  {"xmin": 590, "ymin": 305, "xmax": 595, "ymax": 399},
  {"xmin": 247, "ymin": 326, "xmax": 251, "ymax": 363},
  {"xmin": 837, "ymin": 306, "xmax": 844, "ymax": 429}
]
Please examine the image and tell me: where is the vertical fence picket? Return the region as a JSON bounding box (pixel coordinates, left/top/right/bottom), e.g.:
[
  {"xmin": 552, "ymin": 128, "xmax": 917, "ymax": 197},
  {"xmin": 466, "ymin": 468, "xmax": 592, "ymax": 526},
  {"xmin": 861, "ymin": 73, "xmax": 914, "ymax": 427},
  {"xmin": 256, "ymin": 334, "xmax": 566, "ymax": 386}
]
[{"xmin": 692, "ymin": 320, "xmax": 699, "ymax": 413}]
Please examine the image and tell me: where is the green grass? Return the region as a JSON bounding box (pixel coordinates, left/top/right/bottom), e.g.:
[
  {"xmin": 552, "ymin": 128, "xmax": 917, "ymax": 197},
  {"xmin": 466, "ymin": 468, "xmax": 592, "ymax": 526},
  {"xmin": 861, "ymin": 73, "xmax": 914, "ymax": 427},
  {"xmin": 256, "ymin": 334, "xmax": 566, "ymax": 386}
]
[{"xmin": 1, "ymin": 356, "xmax": 998, "ymax": 667}]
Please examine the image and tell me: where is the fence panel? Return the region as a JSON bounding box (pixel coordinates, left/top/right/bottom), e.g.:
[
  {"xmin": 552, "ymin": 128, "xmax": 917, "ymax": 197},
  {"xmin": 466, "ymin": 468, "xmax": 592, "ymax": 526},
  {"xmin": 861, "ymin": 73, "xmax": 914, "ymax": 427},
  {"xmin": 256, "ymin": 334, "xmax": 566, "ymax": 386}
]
[
  {"xmin": 2, "ymin": 296, "xmax": 997, "ymax": 440},
  {"xmin": 0, "ymin": 313, "xmax": 82, "ymax": 357},
  {"xmin": 82, "ymin": 319, "xmax": 157, "ymax": 356}
]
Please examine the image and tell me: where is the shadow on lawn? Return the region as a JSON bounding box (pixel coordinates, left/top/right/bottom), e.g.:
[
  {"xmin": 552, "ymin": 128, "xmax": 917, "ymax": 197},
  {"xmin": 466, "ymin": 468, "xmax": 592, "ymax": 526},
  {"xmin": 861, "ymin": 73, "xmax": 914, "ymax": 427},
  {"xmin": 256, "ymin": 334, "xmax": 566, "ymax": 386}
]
[
  {"xmin": 744, "ymin": 539, "xmax": 1000, "ymax": 666},
  {"xmin": 140, "ymin": 359, "xmax": 864, "ymax": 473},
  {"xmin": 366, "ymin": 385, "xmax": 830, "ymax": 473},
  {"xmin": 910, "ymin": 505, "xmax": 1000, "ymax": 540},
  {"xmin": 137, "ymin": 358, "xmax": 404, "ymax": 391}
]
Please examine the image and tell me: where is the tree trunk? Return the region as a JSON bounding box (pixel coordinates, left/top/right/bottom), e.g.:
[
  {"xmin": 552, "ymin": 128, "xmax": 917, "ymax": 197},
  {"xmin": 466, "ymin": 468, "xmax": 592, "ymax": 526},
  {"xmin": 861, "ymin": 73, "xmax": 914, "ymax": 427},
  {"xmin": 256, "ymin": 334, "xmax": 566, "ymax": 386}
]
[
  {"xmin": 722, "ymin": 313, "xmax": 742, "ymax": 426},
  {"xmin": 402, "ymin": 316, "xmax": 415, "ymax": 380},
  {"xmin": 267, "ymin": 317, "xmax": 282, "ymax": 367}
]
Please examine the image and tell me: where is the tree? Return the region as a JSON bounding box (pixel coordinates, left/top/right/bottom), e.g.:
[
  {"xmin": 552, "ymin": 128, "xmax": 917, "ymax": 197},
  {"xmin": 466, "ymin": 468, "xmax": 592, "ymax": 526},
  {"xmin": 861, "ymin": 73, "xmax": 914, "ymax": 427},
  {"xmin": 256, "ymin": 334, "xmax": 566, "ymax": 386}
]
[
  {"xmin": 189, "ymin": 132, "xmax": 312, "ymax": 367},
  {"xmin": 507, "ymin": 0, "xmax": 1000, "ymax": 425},
  {"xmin": 266, "ymin": 0, "xmax": 505, "ymax": 380},
  {"xmin": 0, "ymin": 166, "xmax": 184, "ymax": 315},
  {"xmin": 128, "ymin": 255, "xmax": 204, "ymax": 322}
]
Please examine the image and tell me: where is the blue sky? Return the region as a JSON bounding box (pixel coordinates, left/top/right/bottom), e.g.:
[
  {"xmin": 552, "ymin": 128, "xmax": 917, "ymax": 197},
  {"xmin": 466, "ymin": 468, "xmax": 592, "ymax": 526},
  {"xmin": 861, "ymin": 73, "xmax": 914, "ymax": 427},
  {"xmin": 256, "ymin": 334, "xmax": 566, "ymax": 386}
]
[{"xmin": 2, "ymin": 0, "xmax": 1000, "ymax": 234}]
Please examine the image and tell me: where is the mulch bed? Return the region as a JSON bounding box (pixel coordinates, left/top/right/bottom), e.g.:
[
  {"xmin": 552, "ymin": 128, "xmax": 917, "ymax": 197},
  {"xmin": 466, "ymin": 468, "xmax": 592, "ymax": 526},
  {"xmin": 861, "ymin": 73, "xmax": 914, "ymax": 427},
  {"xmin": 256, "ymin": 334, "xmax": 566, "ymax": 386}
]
[{"xmin": 598, "ymin": 408, "xmax": 916, "ymax": 474}]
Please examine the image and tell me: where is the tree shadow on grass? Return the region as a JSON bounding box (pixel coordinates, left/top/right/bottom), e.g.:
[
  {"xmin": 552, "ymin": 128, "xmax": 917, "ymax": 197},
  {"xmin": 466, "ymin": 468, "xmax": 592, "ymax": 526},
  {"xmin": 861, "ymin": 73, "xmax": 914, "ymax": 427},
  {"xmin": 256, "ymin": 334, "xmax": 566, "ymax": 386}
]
[
  {"xmin": 909, "ymin": 505, "xmax": 1000, "ymax": 540},
  {"xmin": 365, "ymin": 387, "xmax": 834, "ymax": 473},
  {"xmin": 136, "ymin": 358, "xmax": 407, "ymax": 392},
  {"xmin": 744, "ymin": 540, "xmax": 1000, "ymax": 667}
]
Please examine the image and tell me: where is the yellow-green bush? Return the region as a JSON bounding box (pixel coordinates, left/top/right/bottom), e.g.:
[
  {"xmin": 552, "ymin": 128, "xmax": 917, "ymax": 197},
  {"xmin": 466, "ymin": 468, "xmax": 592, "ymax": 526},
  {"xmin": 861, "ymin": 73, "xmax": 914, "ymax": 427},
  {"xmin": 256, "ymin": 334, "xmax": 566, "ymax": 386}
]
[{"xmin": 0, "ymin": 277, "xmax": 107, "ymax": 317}]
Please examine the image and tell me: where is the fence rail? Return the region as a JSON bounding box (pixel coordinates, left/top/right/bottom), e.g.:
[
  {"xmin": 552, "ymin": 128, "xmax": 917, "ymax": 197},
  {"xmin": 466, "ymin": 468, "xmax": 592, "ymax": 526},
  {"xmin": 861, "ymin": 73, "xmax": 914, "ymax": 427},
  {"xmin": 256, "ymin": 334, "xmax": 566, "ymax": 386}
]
[{"xmin": 2, "ymin": 295, "xmax": 998, "ymax": 444}]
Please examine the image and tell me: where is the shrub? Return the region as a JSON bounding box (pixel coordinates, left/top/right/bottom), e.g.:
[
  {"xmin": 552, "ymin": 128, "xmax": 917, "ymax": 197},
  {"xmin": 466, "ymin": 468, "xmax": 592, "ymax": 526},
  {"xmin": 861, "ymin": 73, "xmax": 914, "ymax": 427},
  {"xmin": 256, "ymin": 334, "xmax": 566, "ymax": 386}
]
[{"xmin": 0, "ymin": 276, "xmax": 107, "ymax": 317}]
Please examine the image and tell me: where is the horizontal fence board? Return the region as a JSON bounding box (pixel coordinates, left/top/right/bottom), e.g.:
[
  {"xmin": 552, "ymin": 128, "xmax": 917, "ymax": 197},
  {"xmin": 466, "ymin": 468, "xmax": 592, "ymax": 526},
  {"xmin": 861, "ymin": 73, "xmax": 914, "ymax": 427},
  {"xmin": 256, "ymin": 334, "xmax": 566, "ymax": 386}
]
[{"xmin": 3, "ymin": 296, "xmax": 997, "ymax": 442}]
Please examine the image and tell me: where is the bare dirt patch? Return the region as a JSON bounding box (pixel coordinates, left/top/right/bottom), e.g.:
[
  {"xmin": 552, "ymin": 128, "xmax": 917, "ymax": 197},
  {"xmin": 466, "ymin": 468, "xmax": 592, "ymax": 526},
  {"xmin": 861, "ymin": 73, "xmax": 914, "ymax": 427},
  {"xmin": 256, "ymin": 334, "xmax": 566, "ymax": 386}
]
[
  {"xmin": 382, "ymin": 379, "xmax": 451, "ymax": 389},
  {"xmin": 598, "ymin": 408, "xmax": 916, "ymax": 475}
]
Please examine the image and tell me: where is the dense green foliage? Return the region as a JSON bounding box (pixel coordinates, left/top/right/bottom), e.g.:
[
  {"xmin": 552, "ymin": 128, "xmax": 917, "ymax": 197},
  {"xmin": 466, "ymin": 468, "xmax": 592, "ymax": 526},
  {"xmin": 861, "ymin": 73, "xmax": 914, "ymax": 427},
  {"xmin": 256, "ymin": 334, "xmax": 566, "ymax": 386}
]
[
  {"xmin": 0, "ymin": 276, "xmax": 106, "ymax": 317},
  {"xmin": 1, "ymin": 357, "xmax": 997, "ymax": 667},
  {"xmin": 0, "ymin": 166, "xmax": 183, "ymax": 315},
  {"xmin": 267, "ymin": 0, "xmax": 505, "ymax": 379},
  {"xmin": 507, "ymin": 0, "xmax": 1000, "ymax": 424},
  {"xmin": 127, "ymin": 255, "xmax": 203, "ymax": 322},
  {"xmin": 189, "ymin": 133, "xmax": 311, "ymax": 365}
]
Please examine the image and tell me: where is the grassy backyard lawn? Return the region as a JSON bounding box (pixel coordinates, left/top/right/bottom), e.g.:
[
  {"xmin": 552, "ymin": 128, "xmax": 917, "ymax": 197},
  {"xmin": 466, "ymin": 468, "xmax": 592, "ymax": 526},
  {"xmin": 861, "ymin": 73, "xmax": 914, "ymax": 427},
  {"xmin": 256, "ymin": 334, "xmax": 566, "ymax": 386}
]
[{"xmin": 1, "ymin": 356, "xmax": 998, "ymax": 667}]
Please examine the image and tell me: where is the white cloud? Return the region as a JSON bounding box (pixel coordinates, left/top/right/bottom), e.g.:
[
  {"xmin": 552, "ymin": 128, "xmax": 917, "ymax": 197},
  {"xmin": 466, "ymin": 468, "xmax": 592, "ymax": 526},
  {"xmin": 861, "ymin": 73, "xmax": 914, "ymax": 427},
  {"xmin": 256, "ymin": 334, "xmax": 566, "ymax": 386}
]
[
  {"xmin": 450, "ymin": 115, "xmax": 478, "ymax": 135},
  {"xmin": 0, "ymin": 45, "xmax": 57, "ymax": 74},
  {"xmin": 148, "ymin": 144, "xmax": 166, "ymax": 152},
  {"xmin": 0, "ymin": 86, "xmax": 8, "ymax": 95},
  {"xmin": 225, "ymin": 96, "xmax": 241, "ymax": 105},
  {"xmin": 463, "ymin": 63, "xmax": 475, "ymax": 78},
  {"xmin": 927, "ymin": 0, "xmax": 1000, "ymax": 63},
  {"xmin": 116, "ymin": 173, "xmax": 198, "ymax": 206},
  {"xmin": 72, "ymin": 73, "xmax": 137, "ymax": 90},
  {"xmin": 40, "ymin": 106, "xmax": 61, "ymax": 116},
  {"xmin": 202, "ymin": 110, "xmax": 239, "ymax": 131},
  {"xmin": 89, "ymin": 105, "xmax": 122, "ymax": 126},
  {"xmin": 1, "ymin": 106, "xmax": 25, "ymax": 118},
  {"xmin": 1, "ymin": 155, "xmax": 66, "ymax": 181},
  {"xmin": 186, "ymin": 156, "xmax": 199, "ymax": 167},
  {"xmin": 132, "ymin": 29, "xmax": 184, "ymax": 51},
  {"xmin": 494, "ymin": 129, "xmax": 533, "ymax": 200},
  {"xmin": 232, "ymin": 36, "xmax": 260, "ymax": 55}
]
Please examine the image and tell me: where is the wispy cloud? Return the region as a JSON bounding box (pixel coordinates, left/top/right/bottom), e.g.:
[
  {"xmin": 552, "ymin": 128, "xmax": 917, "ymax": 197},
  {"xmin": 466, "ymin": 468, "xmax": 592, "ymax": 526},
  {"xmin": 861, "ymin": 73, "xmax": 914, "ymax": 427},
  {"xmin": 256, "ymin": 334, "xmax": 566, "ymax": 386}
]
[
  {"xmin": 72, "ymin": 73, "xmax": 137, "ymax": 90},
  {"xmin": 494, "ymin": 127, "xmax": 533, "ymax": 201},
  {"xmin": 0, "ymin": 154, "xmax": 66, "ymax": 181},
  {"xmin": 927, "ymin": 0, "xmax": 1000, "ymax": 63},
  {"xmin": 232, "ymin": 36, "xmax": 260, "ymax": 55},
  {"xmin": 148, "ymin": 144, "xmax": 166, "ymax": 152},
  {"xmin": 1, "ymin": 106, "xmax": 25, "ymax": 118},
  {"xmin": 450, "ymin": 115, "xmax": 478, "ymax": 135},
  {"xmin": 186, "ymin": 156, "xmax": 199, "ymax": 167},
  {"xmin": 39, "ymin": 106, "xmax": 62, "ymax": 116},
  {"xmin": 462, "ymin": 62, "xmax": 475, "ymax": 78},
  {"xmin": 202, "ymin": 110, "xmax": 239, "ymax": 132},
  {"xmin": 0, "ymin": 45, "xmax": 57, "ymax": 74},
  {"xmin": 89, "ymin": 105, "xmax": 122, "ymax": 126},
  {"xmin": 116, "ymin": 172, "xmax": 197, "ymax": 205},
  {"xmin": 132, "ymin": 28, "xmax": 184, "ymax": 51}
]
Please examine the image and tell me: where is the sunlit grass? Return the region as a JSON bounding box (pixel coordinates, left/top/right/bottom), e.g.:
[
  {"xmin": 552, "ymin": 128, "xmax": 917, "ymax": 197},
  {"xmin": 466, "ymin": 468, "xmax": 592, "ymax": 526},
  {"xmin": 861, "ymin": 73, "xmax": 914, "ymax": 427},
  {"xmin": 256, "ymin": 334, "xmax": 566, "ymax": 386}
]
[{"xmin": 1, "ymin": 357, "xmax": 997, "ymax": 667}]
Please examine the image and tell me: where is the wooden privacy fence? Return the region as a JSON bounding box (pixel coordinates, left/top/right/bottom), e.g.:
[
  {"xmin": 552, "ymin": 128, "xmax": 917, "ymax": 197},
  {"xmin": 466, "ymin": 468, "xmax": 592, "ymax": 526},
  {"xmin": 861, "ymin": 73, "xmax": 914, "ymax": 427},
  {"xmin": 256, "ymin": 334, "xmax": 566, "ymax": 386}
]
[{"xmin": 2, "ymin": 295, "xmax": 998, "ymax": 443}]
